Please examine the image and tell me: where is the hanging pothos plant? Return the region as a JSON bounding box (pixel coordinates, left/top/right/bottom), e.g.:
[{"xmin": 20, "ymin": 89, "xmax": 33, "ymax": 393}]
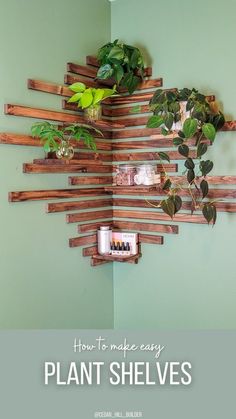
[
  {"xmin": 96, "ymin": 39, "xmax": 145, "ymax": 94},
  {"xmin": 147, "ymin": 88, "xmax": 225, "ymax": 224}
]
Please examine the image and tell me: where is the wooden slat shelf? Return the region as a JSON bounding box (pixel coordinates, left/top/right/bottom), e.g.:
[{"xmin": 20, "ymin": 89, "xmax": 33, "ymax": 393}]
[
  {"xmin": 91, "ymin": 253, "xmax": 141, "ymax": 264},
  {"xmin": 9, "ymin": 188, "xmax": 109, "ymax": 202},
  {"xmin": 78, "ymin": 220, "xmax": 178, "ymax": 234},
  {"xmin": 69, "ymin": 176, "xmax": 113, "ymax": 185},
  {"xmin": 23, "ymin": 163, "xmax": 112, "ymax": 174},
  {"xmin": 104, "ymin": 185, "xmax": 160, "ymax": 194},
  {"xmin": 72, "ymin": 58, "xmax": 153, "ymax": 77},
  {"xmin": 67, "ymin": 209, "xmax": 113, "ymax": 223},
  {"xmin": 4, "ymin": 104, "xmax": 124, "ymax": 130},
  {"xmin": 113, "ymin": 209, "xmax": 207, "ymax": 224},
  {"xmin": 46, "ymin": 198, "xmax": 112, "ymax": 213}
]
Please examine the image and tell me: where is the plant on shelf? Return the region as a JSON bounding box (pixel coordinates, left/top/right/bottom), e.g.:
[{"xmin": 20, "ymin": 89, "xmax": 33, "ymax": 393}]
[
  {"xmin": 147, "ymin": 88, "xmax": 225, "ymax": 224},
  {"xmin": 96, "ymin": 39, "xmax": 145, "ymax": 94},
  {"xmin": 67, "ymin": 82, "xmax": 116, "ymax": 121},
  {"xmin": 31, "ymin": 121, "xmax": 101, "ymax": 160}
]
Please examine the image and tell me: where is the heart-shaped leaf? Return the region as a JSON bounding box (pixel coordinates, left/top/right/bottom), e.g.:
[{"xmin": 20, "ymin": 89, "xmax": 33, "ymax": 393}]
[
  {"xmin": 161, "ymin": 198, "xmax": 175, "ymax": 219},
  {"xmin": 184, "ymin": 158, "xmax": 195, "ymax": 170},
  {"xmin": 202, "ymin": 123, "xmax": 216, "ymax": 142},
  {"xmin": 200, "ymin": 179, "xmax": 209, "ymax": 198},
  {"xmin": 183, "ymin": 117, "xmax": 198, "ymax": 138},
  {"xmin": 178, "ymin": 144, "xmax": 189, "ymax": 157},
  {"xmin": 197, "ymin": 142, "xmax": 208, "ymax": 158},
  {"xmin": 69, "ymin": 82, "xmax": 86, "ymax": 93},
  {"xmin": 147, "ymin": 115, "xmax": 164, "ymax": 128},
  {"xmin": 173, "ymin": 137, "xmax": 184, "ymax": 146},
  {"xmin": 187, "ymin": 169, "xmax": 195, "ymax": 183},
  {"xmin": 162, "ymin": 179, "xmax": 172, "ymax": 191},
  {"xmin": 158, "ymin": 152, "xmax": 170, "ymax": 162},
  {"xmin": 200, "ymin": 160, "xmax": 214, "ymax": 176},
  {"xmin": 97, "ymin": 64, "xmax": 114, "ymax": 80},
  {"xmin": 164, "ymin": 113, "xmax": 174, "ymax": 130},
  {"xmin": 202, "ymin": 203, "xmax": 215, "ymax": 224}
]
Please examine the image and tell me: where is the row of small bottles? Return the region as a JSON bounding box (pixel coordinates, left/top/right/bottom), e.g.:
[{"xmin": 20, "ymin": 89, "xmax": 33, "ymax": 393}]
[
  {"xmin": 110, "ymin": 241, "xmax": 131, "ymax": 256},
  {"xmin": 97, "ymin": 226, "xmax": 138, "ymax": 256}
]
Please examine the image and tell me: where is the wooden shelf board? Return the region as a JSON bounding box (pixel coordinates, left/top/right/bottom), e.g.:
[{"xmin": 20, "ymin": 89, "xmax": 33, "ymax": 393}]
[
  {"xmin": 105, "ymin": 185, "xmax": 161, "ymax": 194},
  {"xmin": 91, "ymin": 253, "xmax": 141, "ymax": 264}
]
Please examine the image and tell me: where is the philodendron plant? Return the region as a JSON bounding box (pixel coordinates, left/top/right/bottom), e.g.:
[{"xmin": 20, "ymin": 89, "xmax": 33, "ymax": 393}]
[
  {"xmin": 31, "ymin": 121, "xmax": 100, "ymax": 160},
  {"xmin": 96, "ymin": 39, "xmax": 145, "ymax": 94},
  {"xmin": 147, "ymin": 88, "xmax": 225, "ymax": 224},
  {"xmin": 67, "ymin": 82, "xmax": 116, "ymax": 111}
]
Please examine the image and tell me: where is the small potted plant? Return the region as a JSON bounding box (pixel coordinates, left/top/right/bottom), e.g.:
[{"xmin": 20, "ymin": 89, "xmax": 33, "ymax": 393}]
[
  {"xmin": 96, "ymin": 39, "xmax": 145, "ymax": 94},
  {"xmin": 31, "ymin": 121, "xmax": 100, "ymax": 160},
  {"xmin": 147, "ymin": 88, "xmax": 225, "ymax": 224},
  {"xmin": 67, "ymin": 82, "xmax": 116, "ymax": 122}
]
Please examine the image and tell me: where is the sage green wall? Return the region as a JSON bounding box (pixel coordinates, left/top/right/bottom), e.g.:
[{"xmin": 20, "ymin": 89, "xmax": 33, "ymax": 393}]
[
  {"xmin": 0, "ymin": 0, "xmax": 113, "ymax": 328},
  {"xmin": 111, "ymin": 0, "xmax": 236, "ymax": 328}
]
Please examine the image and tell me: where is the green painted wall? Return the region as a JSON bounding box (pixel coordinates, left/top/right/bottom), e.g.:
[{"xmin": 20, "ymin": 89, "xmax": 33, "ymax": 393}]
[
  {"xmin": 0, "ymin": 0, "xmax": 114, "ymax": 328},
  {"xmin": 111, "ymin": 0, "xmax": 236, "ymax": 328}
]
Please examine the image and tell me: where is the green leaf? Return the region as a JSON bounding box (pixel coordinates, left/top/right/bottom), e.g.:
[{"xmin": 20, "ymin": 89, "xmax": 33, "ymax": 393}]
[
  {"xmin": 147, "ymin": 115, "xmax": 164, "ymax": 128},
  {"xmin": 183, "ymin": 117, "xmax": 198, "ymax": 138},
  {"xmin": 108, "ymin": 45, "xmax": 124, "ymax": 61},
  {"xmin": 67, "ymin": 92, "xmax": 83, "ymax": 103},
  {"xmin": 158, "ymin": 151, "xmax": 170, "ymax": 162},
  {"xmin": 187, "ymin": 169, "xmax": 195, "ymax": 183},
  {"xmin": 93, "ymin": 89, "xmax": 105, "ymax": 105},
  {"xmin": 197, "ymin": 142, "xmax": 208, "ymax": 158},
  {"xmin": 80, "ymin": 89, "xmax": 93, "ymax": 109},
  {"xmin": 202, "ymin": 123, "xmax": 216, "ymax": 142},
  {"xmin": 202, "ymin": 203, "xmax": 215, "ymax": 224},
  {"xmin": 162, "ymin": 179, "xmax": 172, "ymax": 190},
  {"xmin": 164, "ymin": 113, "xmax": 174, "ymax": 130},
  {"xmin": 121, "ymin": 72, "xmax": 139, "ymax": 94},
  {"xmin": 173, "ymin": 195, "xmax": 182, "ymax": 214},
  {"xmin": 200, "ymin": 160, "xmax": 214, "ymax": 176},
  {"xmin": 184, "ymin": 158, "xmax": 195, "ymax": 170},
  {"xmin": 173, "ymin": 137, "xmax": 184, "ymax": 146},
  {"xmin": 69, "ymin": 82, "xmax": 86, "ymax": 93},
  {"xmin": 200, "ymin": 179, "xmax": 209, "ymax": 199},
  {"xmin": 97, "ymin": 64, "xmax": 114, "ymax": 80},
  {"xmin": 161, "ymin": 198, "xmax": 175, "ymax": 219},
  {"xmin": 113, "ymin": 64, "xmax": 124, "ymax": 84},
  {"xmin": 178, "ymin": 144, "xmax": 189, "ymax": 157},
  {"xmin": 178, "ymin": 130, "xmax": 186, "ymax": 139},
  {"xmin": 130, "ymin": 105, "xmax": 142, "ymax": 114},
  {"xmin": 101, "ymin": 86, "xmax": 116, "ymax": 99},
  {"xmin": 161, "ymin": 127, "xmax": 169, "ymax": 136}
]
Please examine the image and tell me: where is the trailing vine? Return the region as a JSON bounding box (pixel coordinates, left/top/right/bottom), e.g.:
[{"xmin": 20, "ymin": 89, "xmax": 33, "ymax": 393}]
[{"xmin": 147, "ymin": 88, "xmax": 225, "ymax": 224}]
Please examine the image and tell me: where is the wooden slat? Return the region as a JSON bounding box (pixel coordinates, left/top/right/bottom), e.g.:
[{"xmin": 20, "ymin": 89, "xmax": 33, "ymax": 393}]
[
  {"xmin": 86, "ymin": 56, "xmax": 152, "ymax": 76},
  {"xmin": 69, "ymin": 176, "xmax": 113, "ymax": 185},
  {"xmin": 28, "ymin": 79, "xmax": 71, "ymax": 96},
  {"xmin": 82, "ymin": 245, "xmax": 98, "ymax": 257},
  {"xmin": 112, "ymin": 128, "xmax": 161, "ymax": 139},
  {"xmin": 9, "ymin": 188, "xmax": 108, "ymax": 202},
  {"xmin": 111, "ymin": 150, "xmax": 196, "ymax": 161},
  {"xmin": 113, "ymin": 209, "xmax": 207, "ymax": 224},
  {"xmin": 105, "ymin": 185, "xmax": 159, "ymax": 194},
  {"xmin": 78, "ymin": 220, "xmax": 178, "ymax": 234},
  {"xmin": 46, "ymin": 199, "xmax": 112, "ymax": 213},
  {"xmin": 91, "ymin": 253, "xmax": 141, "ymax": 263},
  {"xmin": 66, "ymin": 209, "xmax": 113, "ymax": 223},
  {"xmin": 104, "ymin": 104, "xmax": 151, "ymax": 117},
  {"xmin": 111, "ymin": 137, "xmax": 203, "ymax": 150},
  {"xmin": 23, "ymin": 163, "xmax": 112, "ymax": 174},
  {"xmin": 4, "ymin": 104, "xmax": 124, "ymax": 130},
  {"xmin": 106, "ymin": 92, "xmax": 154, "ymax": 105},
  {"xmin": 67, "ymin": 62, "xmax": 97, "ymax": 78},
  {"xmin": 139, "ymin": 234, "xmax": 164, "ymax": 244},
  {"xmin": 0, "ymin": 132, "xmax": 41, "ymax": 147},
  {"xmin": 33, "ymin": 157, "xmax": 105, "ymax": 165},
  {"xmin": 69, "ymin": 234, "xmax": 97, "ymax": 248},
  {"xmin": 65, "ymin": 74, "xmax": 98, "ymax": 88},
  {"xmin": 170, "ymin": 175, "xmax": 236, "ymax": 185}
]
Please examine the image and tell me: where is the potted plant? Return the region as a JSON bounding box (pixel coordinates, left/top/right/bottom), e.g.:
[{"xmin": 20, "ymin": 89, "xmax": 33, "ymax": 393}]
[
  {"xmin": 67, "ymin": 82, "xmax": 116, "ymax": 122},
  {"xmin": 96, "ymin": 39, "xmax": 145, "ymax": 94},
  {"xmin": 31, "ymin": 121, "xmax": 100, "ymax": 160},
  {"xmin": 147, "ymin": 88, "xmax": 225, "ymax": 224}
]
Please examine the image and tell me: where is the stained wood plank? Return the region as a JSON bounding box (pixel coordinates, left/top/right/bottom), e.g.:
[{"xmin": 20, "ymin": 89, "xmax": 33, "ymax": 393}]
[
  {"xmin": 69, "ymin": 176, "xmax": 113, "ymax": 185},
  {"xmin": 112, "ymin": 128, "xmax": 161, "ymax": 139},
  {"xmin": 139, "ymin": 234, "xmax": 164, "ymax": 244},
  {"xmin": 111, "ymin": 150, "xmax": 196, "ymax": 161},
  {"xmin": 91, "ymin": 253, "xmax": 141, "ymax": 263},
  {"xmin": 28, "ymin": 79, "xmax": 71, "ymax": 96},
  {"xmin": 69, "ymin": 234, "xmax": 97, "ymax": 248},
  {"xmin": 82, "ymin": 245, "xmax": 98, "ymax": 257},
  {"xmin": 33, "ymin": 157, "xmax": 105, "ymax": 165},
  {"xmin": 0, "ymin": 133, "xmax": 41, "ymax": 147},
  {"xmin": 4, "ymin": 104, "xmax": 124, "ymax": 130},
  {"xmin": 23, "ymin": 163, "xmax": 112, "ymax": 174},
  {"xmin": 113, "ymin": 209, "xmax": 207, "ymax": 224},
  {"xmin": 66, "ymin": 209, "xmax": 113, "ymax": 223},
  {"xmin": 46, "ymin": 199, "xmax": 112, "ymax": 213},
  {"xmin": 67, "ymin": 62, "xmax": 97, "ymax": 78},
  {"xmin": 78, "ymin": 220, "xmax": 178, "ymax": 234},
  {"xmin": 9, "ymin": 188, "xmax": 108, "ymax": 202},
  {"xmin": 111, "ymin": 137, "xmax": 203, "ymax": 150}
]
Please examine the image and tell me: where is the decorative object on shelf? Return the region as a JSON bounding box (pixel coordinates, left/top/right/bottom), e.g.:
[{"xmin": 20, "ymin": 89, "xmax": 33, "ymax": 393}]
[
  {"xmin": 147, "ymin": 88, "xmax": 226, "ymax": 224},
  {"xmin": 134, "ymin": 163, "xmax": 160, "ymax": 186},
  {"xmin": 67, "ymin": 82, "xmax": 116, "ymax": 122},
  {"xmin": 31, "ymin": 121, "xmax": 100, "ymax": 160},
  {"xmin": 96, "ymin": 39, "xmax": 145, "ymax": 94},
  {"xmin": 97, "ymin": 226, "xmax": 112, "ymax": 255},
  {"xmin": 115, "ymin": 164, "xmax": 137, "ymax": 186}
]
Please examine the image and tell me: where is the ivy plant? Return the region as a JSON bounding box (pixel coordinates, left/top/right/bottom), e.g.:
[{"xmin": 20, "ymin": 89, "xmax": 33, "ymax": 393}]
[
  {"xmin": 67, "ymin": 82, "xmax": 116, "ymax": 109},
  {"xmin": 96, "ymin": 39, "xmax": 145, "ymax": 94},
  {"xmin": 147, "ymin": 88, "xmax": 225, "ymax": 224},
  {"xmin": 31, "ymin": 121, "xmax": 100, "ymax": 153}
]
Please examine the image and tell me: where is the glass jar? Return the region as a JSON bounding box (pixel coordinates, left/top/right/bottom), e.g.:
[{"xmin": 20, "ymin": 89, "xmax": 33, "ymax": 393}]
[
  {"xmin": 84, "ymin": 104, "xmax": 102, "ymax": 122},
  {"xmin": 115, "ymin": 164, "xmax": 137, "ymax": 186},
  {"xmin": 56, "ymin": 140, "xmax": 74, "ymax": 160},
  {"xmin": 134, "ymin": 164, "xmax": 159, "ymax": 186}
]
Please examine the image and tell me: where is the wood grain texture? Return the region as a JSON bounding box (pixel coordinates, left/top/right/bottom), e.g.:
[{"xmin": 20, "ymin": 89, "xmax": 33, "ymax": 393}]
[
  {"xmin": 139, "ymin": 234, "xmax": 164, "ymax": 244},
  {"xmin": 112, "ymin": 128, "xmax": 163, "ymax": 139},
  {"xmin": 66, "ymin": 209, "xmax": 113, "ymax": 223},
  {"xmin": 4, "ymin": 104, "xmax": 124, "ymax": 130},
  {"xmin": 69, "ymin": 234, "xmax": 97, "ymax": 248},
  {"xmin": 91, "ymin": 253, "xmax": 141, "ymax": 264},
  {"xmin": 46, "ymin": 199, "xmax": 112, "ymax": 213},
  {"xmin": 28, "ymin": 79, "xmax": 71, "ymax": 96},
  {"xmin": 113, "ymin": 209, "xmax": 207, "ymax": 224},
  {"xmin": 0, "ymin": 133, "xmax": 41, "ymax": 147},
  {"xmin": 9, "ymin": 188, "xmax": 108, "ymax": 202},
  {"xmin": 78, "ymin": 219, "xmax": 178, "ymax": 234},
  {"xmin": 23, "ymin": 163, "xmax": 112, "ymax": 174},
  {"xmin": 111, "ymin": 137, "xmax": 202, "ymax": 150},
  {"xmin": 82, "ymin": 245, "xmax": 98, "ymax": 257},
  {"xmin": 111, "ymin": 150, "xmax": 196, "ymax": 161},
  {"xmin": 67, "ymin": 62, "xmax": 98, "ymax": 78},
  {"xmin": 69, "ymin": 176, "xmax": 113, "ymax": 185}
]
